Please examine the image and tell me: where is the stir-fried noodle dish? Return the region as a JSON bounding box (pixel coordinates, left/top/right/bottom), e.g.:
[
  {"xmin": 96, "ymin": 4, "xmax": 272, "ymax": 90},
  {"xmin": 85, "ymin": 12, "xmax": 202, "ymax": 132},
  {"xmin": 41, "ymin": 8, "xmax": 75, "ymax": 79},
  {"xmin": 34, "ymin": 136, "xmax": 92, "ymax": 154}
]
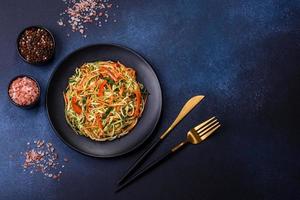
[{"xmin": 64, "ymin": 61, "xmax": 147, "ymax": 141}]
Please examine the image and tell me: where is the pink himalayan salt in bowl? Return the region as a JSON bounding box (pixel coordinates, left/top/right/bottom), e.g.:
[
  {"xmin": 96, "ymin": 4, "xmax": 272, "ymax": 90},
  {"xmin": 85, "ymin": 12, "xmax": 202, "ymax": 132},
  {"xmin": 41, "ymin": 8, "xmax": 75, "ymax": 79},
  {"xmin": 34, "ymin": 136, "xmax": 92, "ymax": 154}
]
[{"xmin": 8, "ymin": 75, "xmax": 40, "ymax": 108}]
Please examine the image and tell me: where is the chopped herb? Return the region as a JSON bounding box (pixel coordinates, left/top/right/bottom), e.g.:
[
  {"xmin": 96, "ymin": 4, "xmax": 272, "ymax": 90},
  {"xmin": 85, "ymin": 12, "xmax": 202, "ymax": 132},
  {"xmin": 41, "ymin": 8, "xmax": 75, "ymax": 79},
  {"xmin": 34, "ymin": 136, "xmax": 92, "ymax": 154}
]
[
  {"xmin": 81, "ymin": 97, "xmax": 87, "ymax": 105},
  {"xmin": 102, "ymin": 107, "xmax": 113, "ymax": 119},
  {"xmin": 141, "ymin": 87, "xmax": 149, "ymax": 96},
  {"xmin": 103, "ymin": 77, "xmax": 114, "ymax": 85}
]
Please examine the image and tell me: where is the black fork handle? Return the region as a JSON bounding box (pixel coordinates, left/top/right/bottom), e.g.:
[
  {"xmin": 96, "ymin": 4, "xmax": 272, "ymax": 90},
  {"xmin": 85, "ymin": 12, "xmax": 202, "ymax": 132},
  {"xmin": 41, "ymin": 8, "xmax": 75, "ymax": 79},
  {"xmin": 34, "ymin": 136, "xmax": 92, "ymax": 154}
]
[{"xmin": 117, "ymin": 137, "xmax": 162, "ymax": 185}]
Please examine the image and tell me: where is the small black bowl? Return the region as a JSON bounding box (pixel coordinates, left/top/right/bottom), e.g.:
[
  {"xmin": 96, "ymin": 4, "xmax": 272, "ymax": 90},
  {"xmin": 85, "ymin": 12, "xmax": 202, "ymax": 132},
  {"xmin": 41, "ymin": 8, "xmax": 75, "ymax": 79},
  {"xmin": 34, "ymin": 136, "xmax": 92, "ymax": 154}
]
[
  {"xmin": 17, "ymin": 25, "xmax": 55, "ymax": 65},
  {"xmin": 8, "ymin": 75, "xmax": 41, "ymax": 109}
]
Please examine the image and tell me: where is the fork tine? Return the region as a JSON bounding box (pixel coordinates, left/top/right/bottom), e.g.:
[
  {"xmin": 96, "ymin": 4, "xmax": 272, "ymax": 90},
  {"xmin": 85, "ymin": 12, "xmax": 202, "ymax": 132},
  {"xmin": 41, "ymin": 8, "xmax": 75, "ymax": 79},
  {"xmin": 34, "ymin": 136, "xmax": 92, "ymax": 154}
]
[
  {"xmin": 198, "ymin": 121, "xmax": 220, "ymax": 137},
  {"xmin": 194, "ymin": 116, "xmax": 216, "ymax": 131},
  {"xmin": 200, "ymin": 124, "xmax": 221, "ymax": 141},
  {"xmin": 199, "ymin": 121, "xmax": 220, "ymax": 135},
  {"xmin": 196, "ymin": 119, "xmax": 218, "ymax": 134}
]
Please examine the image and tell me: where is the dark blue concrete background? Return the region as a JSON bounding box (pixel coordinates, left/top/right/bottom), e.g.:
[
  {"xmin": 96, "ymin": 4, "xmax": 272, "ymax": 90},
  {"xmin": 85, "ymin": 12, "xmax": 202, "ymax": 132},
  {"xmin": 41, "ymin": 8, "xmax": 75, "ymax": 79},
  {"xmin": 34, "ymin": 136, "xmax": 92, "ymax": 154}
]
[{"xmin": 0, "ymin": 0, "xmax": 299, "ymax": 199}]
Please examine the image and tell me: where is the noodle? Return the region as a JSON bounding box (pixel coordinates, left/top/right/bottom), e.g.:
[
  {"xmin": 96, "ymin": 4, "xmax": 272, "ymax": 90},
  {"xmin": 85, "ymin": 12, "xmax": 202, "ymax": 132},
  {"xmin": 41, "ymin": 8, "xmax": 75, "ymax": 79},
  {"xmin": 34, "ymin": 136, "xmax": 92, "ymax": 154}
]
[{"xmin": 63, "ymin": 61, "xmax": 147, "ymax": 141}]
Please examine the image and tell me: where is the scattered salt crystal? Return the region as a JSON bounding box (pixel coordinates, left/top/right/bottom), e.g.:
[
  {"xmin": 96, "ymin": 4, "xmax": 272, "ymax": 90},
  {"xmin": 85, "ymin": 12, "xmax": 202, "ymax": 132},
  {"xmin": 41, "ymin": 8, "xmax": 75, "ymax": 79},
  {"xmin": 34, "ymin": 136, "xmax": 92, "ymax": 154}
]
[
  {"xmin": 57, "ymin": 0, "xmax": 119, "ymax": 37},
  {"xmin": 57, "ymin": 19, "xmax": 64, "ymax": 26},
  {"xmin": 21, "ymin": 140, "xmax": 68, "ymax": 181}
]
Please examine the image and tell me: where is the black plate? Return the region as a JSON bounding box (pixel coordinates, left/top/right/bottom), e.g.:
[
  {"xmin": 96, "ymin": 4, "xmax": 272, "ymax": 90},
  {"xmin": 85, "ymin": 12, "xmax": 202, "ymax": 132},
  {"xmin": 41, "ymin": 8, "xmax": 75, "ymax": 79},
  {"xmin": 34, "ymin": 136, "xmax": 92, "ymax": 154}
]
[{"xmin": 46, "ymin": 44, "xmax": 162, "ymax": 157}]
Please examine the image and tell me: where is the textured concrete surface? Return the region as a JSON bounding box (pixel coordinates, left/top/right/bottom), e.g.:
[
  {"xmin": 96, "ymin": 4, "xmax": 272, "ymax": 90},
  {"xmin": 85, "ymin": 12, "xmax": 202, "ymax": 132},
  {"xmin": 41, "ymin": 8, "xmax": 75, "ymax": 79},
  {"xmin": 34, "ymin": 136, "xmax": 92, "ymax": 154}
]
[{"xmin": 0, "ymin": 0, "xmax": 299, "ymax": 199}]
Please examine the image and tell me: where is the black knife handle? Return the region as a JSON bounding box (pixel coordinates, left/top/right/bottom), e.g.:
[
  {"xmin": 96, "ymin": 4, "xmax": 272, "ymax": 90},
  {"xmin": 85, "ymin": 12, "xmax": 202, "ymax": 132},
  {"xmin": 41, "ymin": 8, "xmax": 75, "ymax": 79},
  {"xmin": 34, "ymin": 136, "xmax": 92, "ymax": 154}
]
[
  {"xmin": 116, "ymin": 149, "xmax": 173, "ymax": 192},
  {"xmin": 117, "ymin": 137, "xmax": 162, "ymax": 185}
]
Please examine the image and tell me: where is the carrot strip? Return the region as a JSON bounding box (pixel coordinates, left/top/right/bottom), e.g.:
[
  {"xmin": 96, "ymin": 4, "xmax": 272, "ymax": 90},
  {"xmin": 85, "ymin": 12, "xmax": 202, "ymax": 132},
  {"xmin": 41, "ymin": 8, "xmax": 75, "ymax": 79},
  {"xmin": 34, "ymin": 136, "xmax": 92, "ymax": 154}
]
[
  {"xmin": 109, "ymin": 95, "xmax": 114, "ymax": 105},
  {"xmin": 119, "ymin": 86, "xmax": 124, "ymax": 96},
  {"xmin": 134, "ymin": 88, "xmax": 141, "ymax": 117},
  {"xmin": 110, "ymin": 64, "xmax": 122, "ymax": 78},
  {"xmin": 96, "ymin": 115, "xmax": 103, "ymax": 136},
  {"xmin": 72, "ymin": 97, "xmax": 82, "ymax": 115},
  {"xmin": 115, "ymin": 106, "xmax": 120, "ymax": 112},
  {"xmin": 103, "ymin": 67, "xmax": 118, "ymax": 82},
  {"xmin": 85, "ymin": 97, "xmax": 91, "ymax": 118},
  {"xmin": 98, "ymin": 80, "xmax": 107, "ymax": 97},
  {"xmin": 96, "ymin": 115, "xmax": 103, "ymax": 129}
]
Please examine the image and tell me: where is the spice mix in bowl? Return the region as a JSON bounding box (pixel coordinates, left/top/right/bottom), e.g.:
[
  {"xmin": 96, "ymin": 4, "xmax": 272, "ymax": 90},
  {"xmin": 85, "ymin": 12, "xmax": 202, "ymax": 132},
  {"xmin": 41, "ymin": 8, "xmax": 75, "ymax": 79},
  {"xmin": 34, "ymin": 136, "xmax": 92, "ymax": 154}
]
[{"xmin": 17, "ymin": 26, "xmax": 55, "ymax": 64}]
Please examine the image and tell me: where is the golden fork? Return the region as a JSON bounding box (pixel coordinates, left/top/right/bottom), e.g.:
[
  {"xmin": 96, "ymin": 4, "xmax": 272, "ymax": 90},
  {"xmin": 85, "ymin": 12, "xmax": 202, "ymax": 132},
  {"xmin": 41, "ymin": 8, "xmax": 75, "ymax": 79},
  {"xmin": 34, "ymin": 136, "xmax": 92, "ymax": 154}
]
[
  {"xmin": 116, "ymin": 116, "xmax": 221, "ymax": 192},
  {"xmin": 171, "ymin": 116, "xmax": 220, "ymax": 152},
  {"xmin": 117, "ymin": 95, "xmax": 205, "ymax": 185}
]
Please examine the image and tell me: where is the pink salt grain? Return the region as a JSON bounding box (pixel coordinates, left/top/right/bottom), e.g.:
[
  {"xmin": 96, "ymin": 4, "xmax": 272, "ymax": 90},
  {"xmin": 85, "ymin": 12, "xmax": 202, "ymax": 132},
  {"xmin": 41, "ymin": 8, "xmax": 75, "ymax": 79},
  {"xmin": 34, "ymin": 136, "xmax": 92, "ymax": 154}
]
[
  {"xmin": 22, "ymin": 140, "xmax": 68, "ymax": 181},
  {"xmin": 9, "ymin": 77, "xmax": 39, "ymax": 106},
  {"xmin": 57, "ymin": 0, "xmax": 119, "ymax": 37}
]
